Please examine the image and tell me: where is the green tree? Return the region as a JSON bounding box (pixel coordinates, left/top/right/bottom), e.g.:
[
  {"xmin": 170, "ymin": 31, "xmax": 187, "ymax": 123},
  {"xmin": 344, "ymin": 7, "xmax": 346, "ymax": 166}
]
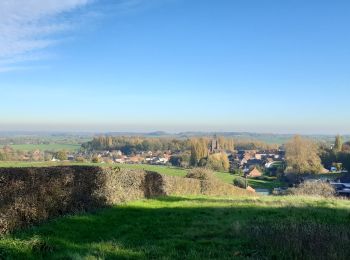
[
  {"xmin": 55, "ymin": 150, "xmax": 68, "ymax": 161},
  {"xmin": 338, "ymin": 152, "xmax": 350, "ymax": 172},
  {"xmin": 0, "ymin": 151, "xmax": 8, "ymax": 161},
  {"xmin": 169, "ymin": 153, "xmax": 190, "ymax": 167},
  {"xmin": 319, "ymin": 147, "xmax": 336, "ymax": 170}
]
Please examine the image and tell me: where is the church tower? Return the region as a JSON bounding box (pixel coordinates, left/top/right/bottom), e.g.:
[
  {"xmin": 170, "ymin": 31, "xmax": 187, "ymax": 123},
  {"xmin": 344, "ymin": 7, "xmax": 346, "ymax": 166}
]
[{"xmin": 210, "ymin": 135, "xmax": 220, "ymax": 153}]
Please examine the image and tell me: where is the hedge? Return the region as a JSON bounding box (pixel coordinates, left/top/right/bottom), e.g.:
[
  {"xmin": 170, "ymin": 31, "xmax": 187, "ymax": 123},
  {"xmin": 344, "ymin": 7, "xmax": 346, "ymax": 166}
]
[{"xmin": 0, "ymin": 166, "xmax": 254, "ymax": 234}]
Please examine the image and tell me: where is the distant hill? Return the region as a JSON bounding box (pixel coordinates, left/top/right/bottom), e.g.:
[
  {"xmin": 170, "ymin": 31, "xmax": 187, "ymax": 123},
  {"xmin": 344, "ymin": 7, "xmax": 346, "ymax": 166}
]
[{"xmin": 0, "ymin": 131, "xmax": 349, "ymax": 146}]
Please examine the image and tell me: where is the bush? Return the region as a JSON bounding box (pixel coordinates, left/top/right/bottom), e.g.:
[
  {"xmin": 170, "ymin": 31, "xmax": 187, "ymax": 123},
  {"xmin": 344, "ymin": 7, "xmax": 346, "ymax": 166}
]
[
  {"xmin": 287, "ymin": 181, "xmax": 336, "ymax": 198},
  {"xmin": 233, "ymin": 177, "xmax": 246, "ymax": 189},
  {"xmin": 91, "ymin": 156, "xmax": 100, "ymax": 163},
  {"xmin": 198, "ymin": 158, "xmax": 208, "ymax": 167},
  {"xmin": 230, "ymin": 168, "xmax": 243, "ymax": 175},
  {"xmin": 75, "ymin": 156, "xmax": 85, "ymax": 163},
  {"xmin": 186, "ymin": 168, "xmax": 214, "ymax": 181},
  {"xmin": 55, "ymin": 150, "xmax": 68, "ymax": 161}
]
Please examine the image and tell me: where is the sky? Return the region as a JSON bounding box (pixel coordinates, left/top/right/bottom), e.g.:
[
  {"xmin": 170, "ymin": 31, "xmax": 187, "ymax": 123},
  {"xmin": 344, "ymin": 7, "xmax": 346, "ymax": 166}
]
[{"xmin": 0, "ymin": 0, "xmax": 349, "ymax": 134}]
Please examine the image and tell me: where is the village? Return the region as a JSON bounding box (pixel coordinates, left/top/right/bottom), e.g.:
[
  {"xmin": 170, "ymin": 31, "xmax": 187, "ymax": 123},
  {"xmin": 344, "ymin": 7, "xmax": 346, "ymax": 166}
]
[{"xmin": 65, "ymin": 136, "xmax": 286, "ymax": 179}]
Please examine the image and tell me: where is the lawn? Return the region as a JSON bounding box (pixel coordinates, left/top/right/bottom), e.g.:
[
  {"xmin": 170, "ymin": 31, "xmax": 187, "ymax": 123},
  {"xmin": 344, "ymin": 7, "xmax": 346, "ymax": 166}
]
[
  {"xmin": 215, "ymin": 172, "xmax": 284, "ymax": 190},
  {"xmin": 1, "ymin": 195, "xmax": 350, "ymax": 259}
]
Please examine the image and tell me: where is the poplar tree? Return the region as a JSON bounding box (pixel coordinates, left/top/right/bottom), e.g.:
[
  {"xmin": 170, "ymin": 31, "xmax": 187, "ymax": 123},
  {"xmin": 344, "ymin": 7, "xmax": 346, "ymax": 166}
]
[
  {"xmin": 190, "ymin": 138, "xmax": 208, "ymax": 166},
  {"xmin": 334, "ymin": 135, "xmax": 343, "ymax": 152}
]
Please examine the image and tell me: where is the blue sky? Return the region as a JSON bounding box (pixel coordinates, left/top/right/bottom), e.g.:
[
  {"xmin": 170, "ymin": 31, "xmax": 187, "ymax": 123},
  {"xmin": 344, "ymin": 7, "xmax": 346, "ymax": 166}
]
[{"xmin": 0, "ymin": 0, "xmax": 349, "ymax": 134}]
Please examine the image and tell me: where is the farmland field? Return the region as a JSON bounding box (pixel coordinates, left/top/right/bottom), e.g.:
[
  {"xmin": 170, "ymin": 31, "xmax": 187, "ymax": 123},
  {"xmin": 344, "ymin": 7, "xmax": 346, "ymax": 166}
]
[
  {"xmin": 9, "ymin": 143, "xmax": 81, "ymax": 152},
  {"xmin": 1, "ymin": 195, "xmax": 349, "ymax": 259}
]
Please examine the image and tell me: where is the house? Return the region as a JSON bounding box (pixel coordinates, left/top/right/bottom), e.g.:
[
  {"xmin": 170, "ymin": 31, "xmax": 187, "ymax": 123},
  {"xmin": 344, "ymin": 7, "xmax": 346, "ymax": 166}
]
[
  {"xmin": 246, "ymin": 159, "xmax": 263, "ymax": 169},
  {"xmin": 240, "ymin": 158, "xmax": 248, "ymax": 167},
  {"xmin": 128, "ymin": 156, "xmax": 143, "ymax": 164},
  {"xmin": 115, "ymin": 158, "xmax": 125, "ymax": 164},
  {"xmin": 265, "ymin": 158, "xmax": 275, "ymax": 168},
  {"xmin": 246, "ymin": 167, "xmax": 262, "ymax": 178},
  {"xmin": 112, "ymin": 150, "xmax": 123, "ymax": 156},
  {"xmin": 255, "ymin": 153, "xmax": 270, "ymax": 160},
  {"xmin": 148, "ymin": 156, "xmax": 169, "ymax": 165},
  {"xmin": 239, "ymin": 150, "xmax": 257, "ymax": 161}
]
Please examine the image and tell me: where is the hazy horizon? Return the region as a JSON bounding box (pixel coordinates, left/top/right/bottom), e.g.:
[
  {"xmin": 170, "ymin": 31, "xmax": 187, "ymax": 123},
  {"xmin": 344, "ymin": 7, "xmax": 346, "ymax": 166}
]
[
  {"xmin": 0, "ymin": 125, "xmax": 349, "ymax": 136},
  {"xmin": 1, "ymin": 0, "xmax": 349, "ymax": 134}
]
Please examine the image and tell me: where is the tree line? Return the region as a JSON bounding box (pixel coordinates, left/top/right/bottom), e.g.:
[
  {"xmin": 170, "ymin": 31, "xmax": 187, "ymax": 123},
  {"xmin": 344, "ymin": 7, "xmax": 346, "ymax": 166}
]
[{"xmin": 82, "ymin": 136, "xmax": 192, "ymax": 155}]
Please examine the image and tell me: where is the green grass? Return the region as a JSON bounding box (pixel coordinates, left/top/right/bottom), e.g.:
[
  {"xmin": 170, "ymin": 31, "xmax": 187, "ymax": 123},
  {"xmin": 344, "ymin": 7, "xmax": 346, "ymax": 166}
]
[
  {"xmin": 215, "ymin": 171, "xmax": 284, "ymax": 190},
  {"xmin": 1, "ymin": 195, "xmax": 350, "ymax": 259},
  {"xmin": 0, "ymin": 161, "xmax": 187, "ymax": 177},
  {"xmin": 245, "ymin": 178, "xmax": 284, "ymax": 189},
  {"xmin": 10, "ymin": 144, "xmax": 81, "ymax": 152}
]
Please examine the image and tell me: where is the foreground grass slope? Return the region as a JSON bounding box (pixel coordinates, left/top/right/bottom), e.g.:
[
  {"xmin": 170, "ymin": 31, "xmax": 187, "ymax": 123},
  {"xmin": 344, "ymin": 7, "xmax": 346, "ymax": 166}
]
[{"xmin": 1, "ymin": 196, "xmax": 350, "ymax": 259}]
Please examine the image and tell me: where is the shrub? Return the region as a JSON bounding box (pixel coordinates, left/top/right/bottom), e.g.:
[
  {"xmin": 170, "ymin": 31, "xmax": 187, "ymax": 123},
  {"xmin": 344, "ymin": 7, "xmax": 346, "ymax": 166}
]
[
  {"xmin": 230, "ymin": 168, "xmax": 243, "ymax": 175},
  {"xmin": 186, "ymin": 168, "xmax": 214, "ymax": 181},
  {"xmin": 233, "ymin": 177, "xmax": 246, "ymax": 189},
  {"xmin": 55, "ymin": 150, "xmax": 68, "ymax": 161},
  {"xmin": 287, "ymin": 181, "xmax": 336, "ymax": 198},
  {"xmin": 198, "ymin": 158, "xmax": 208, "ymax": 167},
  {"xmin": 91, "ymin": 156, "xmax": 100, "ymax": 163},
  {"xmin": 75, "ymin": 156, "xmax": 85, "ymax": 163}
]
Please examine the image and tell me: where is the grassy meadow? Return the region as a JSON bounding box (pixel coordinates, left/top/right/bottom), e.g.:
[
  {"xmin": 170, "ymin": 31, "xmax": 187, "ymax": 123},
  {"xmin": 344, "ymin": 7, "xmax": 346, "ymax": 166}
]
[{"xmin": 1, "ymin": 195, "xmax": 349, "ymax": 259}]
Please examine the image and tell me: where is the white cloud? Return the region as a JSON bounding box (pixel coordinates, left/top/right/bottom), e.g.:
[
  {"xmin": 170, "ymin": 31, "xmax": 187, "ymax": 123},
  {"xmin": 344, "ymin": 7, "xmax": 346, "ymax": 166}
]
[{"xmin": 0, "ymin": 0, "xmax": 92, "ymax": 72}]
